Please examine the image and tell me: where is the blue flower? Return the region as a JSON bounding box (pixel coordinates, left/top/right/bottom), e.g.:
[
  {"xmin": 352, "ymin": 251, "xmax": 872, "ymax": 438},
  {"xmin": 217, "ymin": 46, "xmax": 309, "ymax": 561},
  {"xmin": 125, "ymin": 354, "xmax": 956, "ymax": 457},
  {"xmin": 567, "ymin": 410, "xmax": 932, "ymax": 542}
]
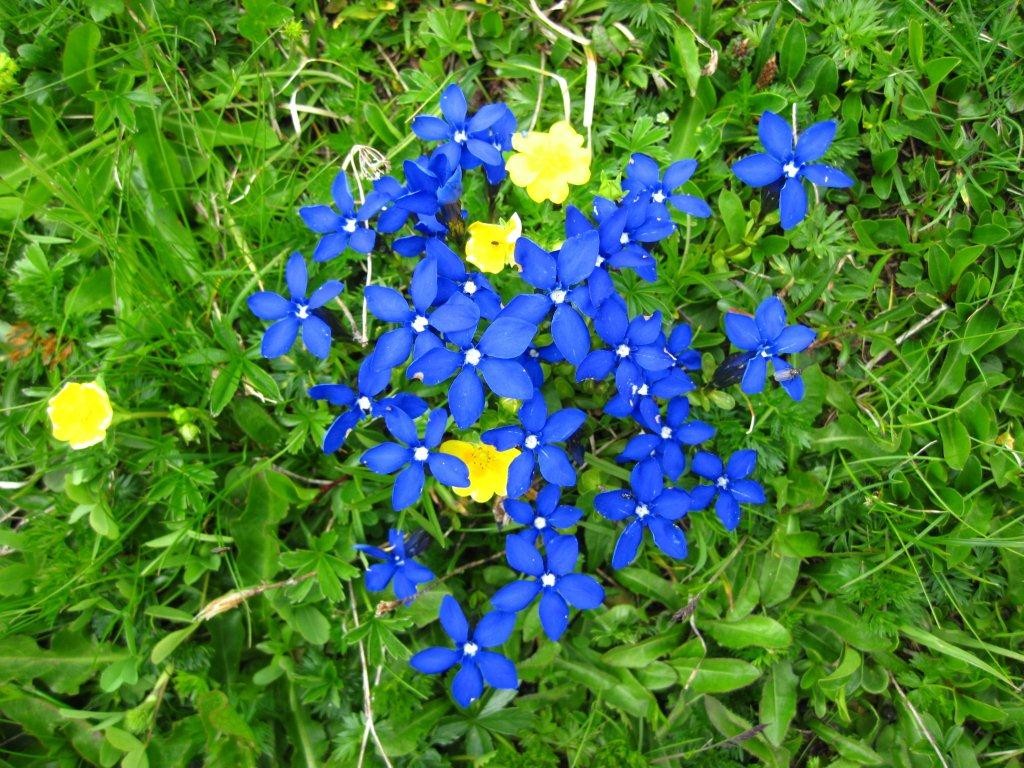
[
  {"xmin": 593, "ymin": 196, "xmax": 675, "ymax": 282},
  {"xmin": 412, "ymin": 84, "xmax": 511, "ymax": 171},
  {"xmin": 366, "ymin": 258, "xmax": 480, "ymax": 371},
  {"xmin": 618, "ymin": 396, "xmax": 715, "ymax": 481},
  {"xmin": 409, "ymin": 595, "xmax": 518, "ymax": 707},
  {"xmin": 406, "ymin": 310, "xmax": 537, "ymax": 428},
  {"xmin": 732, "ymin": 110, "xmax": 854, "ymax": 230},
  {"xmin": 510, "ymin": 230, "xmax": 600, "ymax": 364},
  {"xmin": 595, "ymin": 460, "xmax": 690, "ymax": 568},
  {"xmin": 362, "ymin": 153, "xmax": 462, "ymax": 234},
  {"xmin": 481, "ymin": 106, "xmax": 517, "ymax": 184},
  {"xmin": 426, "ymin": 240, "xmax": 503, "ymax": 321},
  {"xmin": 563, "ymin": 205, "xmax": 621, "ymax": 310},
  {"xmin": 723, "ymin": 296, "xmax": 815, "ymax": 399},
  {"xmin": 622, "ymin": 153, "xmax": 712, "ymax": 219},
  {"xmin": 689, "ymin": 449, "xmax": 766, "ymax": 531},
  {"xmin": 298, "ymin": 170, "xmax": 376, "ymax": 262},
  {"xmin": 308, "ymin": 357, "xmax": 428, "ymax": 453},
  {"xmin": 247, "ymin": 252, "xmax": 343, "ymax": 359},
  {"xmin": 481, "ymin": 393, "xmax": 585, "ymax": 498},
  {"xmin": 491, "ymin": 534, "xmax": 604, "ymax": 641},
  {"xmin": 360, "ymin": 408, "xmax": 470, "ymax": 510},
  {"xmin": 356, "ymin": 528, "xmax": 434, "ymax": 599},
  {"xmin": 505, "ymin": 484, "xmax": 583, "ymax": 547},
  {"xmin": 575, "ymin": 298, "xmax": 673, "ymax": 402}
]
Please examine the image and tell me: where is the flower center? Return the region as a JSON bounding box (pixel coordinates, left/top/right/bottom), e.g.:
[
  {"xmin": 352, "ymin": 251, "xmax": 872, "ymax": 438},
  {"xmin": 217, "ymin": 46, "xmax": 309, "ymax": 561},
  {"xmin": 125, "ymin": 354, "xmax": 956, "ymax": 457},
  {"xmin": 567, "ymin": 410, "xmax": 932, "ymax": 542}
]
[
  {"xmin": 541, "ymin": 573, "xmax": 557, "ymax": 588},
  {"xmin": 462, "ymin": 641, "xmax": 478, "ymax": 657},
  {"xmin": 616, "ymin": 344, "xmax": 631, "ymax": 358},
  {"xmin": 550, "ymin": 289, "xmax": 567, "ymax": 305},
  {"xmin": 395, "ymin": 557, "xmax": 405, "ymax": 566},
  {"xmin": 411, "ymin": 315, "xmax": 429, "ymax": 333},
  {"xmin": 652, "ymin": 190, "xmax": 666, "ymax": 203},
  {"xmin": 595, "ymin": 255, "xmax": 605, "ymax": 267},
  {"xmin": 357, "ymin": 396, "xmax": 372, "ymax": 412},
  {"xmin": 528, "ymin": 348, "xmax": 540, "ymax": 358},
  {"xmin": 524, "ymin": 434, "xmax": 539, "ymax": 450},
  {"xmin": 534, "ymin": 517, "xmax": 547, "ymax": 530},
  {"xmin": 716, "ymin": 476, "xmax": 729, "ymax": 489},
  {"xmin": 343, "ymin": 218, "xmax": 358, "ymax": 233},
  {"xmin": 783, "ymin": 161, "xmax": 800, "ymax": 178},
  {"xmin": 463, "ymin": 280, "xmax": 478, "ymax": 295},
  {"xmin": 660, "ymin": 426, "xmax": 673, "ymax": 439},
  {"xmin": 464, "ymin": 348, "xmax": 482, "ymax": 366},
  {"xmin": 635, "ymin": 504, "xmax": 650, "ymax": 519},
  {"xmin": 619, "ymin": 233, "xmax": 630, "ymax": 245},
  {"xmin": 413, "ymin": 446, "xmax": 430, "ymax": 462},
  {"xmin": 453, "ymin": 129, "xmax": 468, "ymax": 144},
  {"xmin": 636, "ymin": 384, "xmax": 649, "ymax": 396},
  {"xmin": 295, "ymin": 304, "xmax": 310, "ymax": 319}
]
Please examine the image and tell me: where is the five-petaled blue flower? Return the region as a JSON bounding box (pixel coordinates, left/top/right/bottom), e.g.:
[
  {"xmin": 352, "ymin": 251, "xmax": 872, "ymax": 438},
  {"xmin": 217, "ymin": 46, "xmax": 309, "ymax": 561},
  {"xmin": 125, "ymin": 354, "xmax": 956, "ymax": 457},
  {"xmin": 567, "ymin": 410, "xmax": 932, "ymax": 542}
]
[
  {"xmin": 689, "ymin": 449, "xmax": 766, "ymax": 531},
  {"xmin": 360, "ymin": 408, "xmax": 470, "ymax": 510},
  {"xmin": 247, "ymin": 252, "xmax": 343, "ymax": 359},
  {"xmin": 618, "ymin": 396, "xmax": 715, "ymax": 481},
  {"xmin": 505, "ymin": 484, "xmax": 583, "ymax": 547},
  {"xmin": 412, "ymin": 83, "xmax": 512, "ymax": 172},
  {"xmin": 732, "ymin": 110, "xmax": 854, "ymax": 230},
  {"xmin": 481, "ymin": 392, "xmax": 586, "ymax": 498},
  {"xmin": 595, "ymin": 460, "xmax": 690, "ymax": 568},
  {"xmin": 409, "ymin": 595, "xmax": 518, "ymax": 707},
  {"xmin": 622, "ymin": 153, "xmax": 712, "ymax": 219},
  {"xmin": 299, "ymin": 170, "xmax": 376, "ymax": 262},
  {"xmin": 724, "ymin": 296, "xmax": 815, "ymax": 400},
  {"xmin": 491, "ymin": 534, "xmax": 604, "ymax": 641},
  {"xmin": 592, "ymin": 196, "xmax": 675, "ymax": 283},
  {"xmin": 308, "ymin": 357, "xmax": 427, "ymax": 453},
  {"xmin": 356, "ymin": 528, "xmax": 434, "ymax": 599}
]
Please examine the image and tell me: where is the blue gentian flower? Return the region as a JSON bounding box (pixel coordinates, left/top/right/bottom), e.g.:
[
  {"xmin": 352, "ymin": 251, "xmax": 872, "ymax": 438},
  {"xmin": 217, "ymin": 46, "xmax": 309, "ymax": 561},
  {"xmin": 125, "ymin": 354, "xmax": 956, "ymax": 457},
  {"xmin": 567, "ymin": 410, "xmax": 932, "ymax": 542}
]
[
  {"xmin": 298, "ymin": 170, "xmax": 376, "ymax": 262},
  {"xmin": 594, "ymin": 460, "xmax": 690, "ymax": 568},
  {"xmin": 360, "ymin": 408, "xmax": 470, "ymax": 510},
  {"xmin": 356, "ymin": 528, "xmax": 435, "ymax": 599},
  {"xmin": 604, "ymin": 322, "xmax": 702, "ymax": 418},
  {"xmin": 481, "ymin": 393, "xmax": 586, "ymax": 498},
  {"xmin": 593, "ymin": 196, "xmax": 675, "ymax": 282},
  {"xmin": 563, "ymin": 205, "xmax": 621, "ymax": 310},
  {"xmin": 618, "ymin": 396, "xmax": 715, "ymax": 481},
  {"xmin": 575, "ymin": 299, "xmax": 673, "ymax": 401},
  {"xmin": 366, "ymin": 258, "xmax": 480, "ymax": 371},
  {"xmin": 409, "ymin": 595, "xmax": 517, "ymax": 707},
  {"xmin": 491, "ymin": 534, "xmax": 604, "ymax": 641},
  {"xmin": 481, "ymin": 105, "xmax": 517, "ymax": 184},
  {"xmin": 247, "ymin": 252, "xmax": 343, "ymax": 359},
  {"xmin": 622, "ymin": 153, "xmax": 712, "ymax": 219},
  {"xmin": 393, "ymin": 213, "xmax": 449, "ymax": 257},
  {"xmin": 362, "ymin": 153, "xmax": 462, "ymax": 234},
  {"xmin": 406, "ymin": 310, "xmax": 537, "ymax": 428},
  {"xmin": 505, "ymin": 484, "xmax": 583, "ymax": 547},
  {"xmin": 425, "ymin": 240, "xmax": 504, "ymax": 321},
  {"xmin": 723, "ymin": 296, "xmax": 815, "ymax": 399},
  {"xmin": 689, "ymin": 449, "xmax": 766, "ymax": 530},
  {"xmin": 412, "ymin": 84, "xmax": 509, "ymax": 171},
  {"xmin": 732, "ymin": 110, "xmax": 855, "ymax": 230},
  {"xmin": 308, "ymin": 357, "xmax": 427, "ymax": 453},
  {"xmin": 510, "ymin": 231, "xmax": 600, "ymax": 364}
]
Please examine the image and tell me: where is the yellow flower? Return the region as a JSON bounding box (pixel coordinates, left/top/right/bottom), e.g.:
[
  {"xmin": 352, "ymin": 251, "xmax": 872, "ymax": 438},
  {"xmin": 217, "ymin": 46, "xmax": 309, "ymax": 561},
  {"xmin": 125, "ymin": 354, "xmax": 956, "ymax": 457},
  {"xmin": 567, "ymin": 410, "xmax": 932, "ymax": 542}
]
[
  {"xmin": 47, "ymin": 381, "xmax": 113, "ymax": 449},
  {"xmin": 506, "ymin": 120, "xmax": 591, "ymax": 204},
  {"xmin": 439, "ymin": 440, "xmax": 519, "ymax": 503},
  {"xmin": 465, "ymin": 213, "xmax": 522, "ymax": 273}
]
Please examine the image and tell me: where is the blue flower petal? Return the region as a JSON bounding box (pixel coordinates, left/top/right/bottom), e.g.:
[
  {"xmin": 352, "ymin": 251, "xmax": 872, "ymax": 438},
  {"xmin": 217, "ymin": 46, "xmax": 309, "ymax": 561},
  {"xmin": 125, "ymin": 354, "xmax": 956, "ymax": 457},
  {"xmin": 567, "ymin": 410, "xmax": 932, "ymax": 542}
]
[
  {"xmin": 322, "ymin": 410, "xmax": 361, "ymax": 453},
  {"xmin": 550, "ymin": 305, "xmax": 591, "ymax": 366},
  {"xmin": 545, "ymin": 534, "xmax": 579, "ymax": 576},
  {"xmin": 556, "ymin": 573, "xmax": 604, "ymax": 609},
  {"xmin": 439, "ymin": 595, "xmax": 470, "ymax": 644},
  {"xmin": 540, "ymin": 408, "xmax": 586, "ymax": 443},
  {"xmin": 537, "ymin": 446, "xmax": 576, "ymax": 487},
  {"xmin": 491, "ymin": 579, "xmax": 541, "ymax": 612},
  {"xmin": 779, "ymin": 178, "xmax": 808, "ymax": 230},
  {"xmin": 473, "ymin": 611, "xmax": 516, "ymax": 647},
  {"xmin": 506, "ymin": 534, "xmax": 544, "ymax": 577},
  {"xmin": 794, "ymin": 120, "xmax": 836, "ymax": 164},
  {"xmin": 440, "ymin": 83, "xmax": 468, "ymax": 124},
  {"xmin": 424, "ymin": 408, "xmax": 449, "ymax": 448},
  {"xmin": 300, "ymin": 205, "xmax": 343, "ymax": 234},
  {"xmin": 285, "ymin": 252, "xmax": 308, "ymax": 299},
  {"xmin": 478, "ymin": 358, "xmax": 534, "ymax": 400},
  {"xmin": 466, "ymin": 138, "xmax": 503, "ymax": 166},
  {"xmin": 755, "ymin": 297, "xmax": 788, "ymax": 342},
  {"xmin": 729, "ymin": 478, "xmax": 766, "ymax": 504},
  {"xmin": 475, "ymin": 651, "xmax": 518, "ymax": 690},
  {"xmin": 758, "ymin": 110, "xmax": 795, "ymax": 162},
  {"xmin": 408, "ymin": 346, "xmax": 461, "ymax": 385},
  {"xmin": 373, "ymin": 327, "xmax": 414, "ymax": 370},
  {"xmin": 724, "ymin": 312, "xmax": 760, "ymax": 350},
  {"xmin": 331, "ymin": 171, "xmax": 355, "ymax": 212},
  {"xmin": 611, "ymin": 519, "xmax": 644, "ymax": 569},
  {"xmin": 383, "ymin": 407, "xmax": 419, "ymax": 445},
  {"xmin": 364, "ymin": 562, "xmax": 396, "ymax": 591},
  {"xmin": 593, "ymin": 299, "xmax": 628, "ymax": 344},
  {"xmin": 538, "ymin": 589, "xmax": 570, "ymax": 641},
  {"xmin": 307, "ymin": 280, "xmax": 344, "ymax": 310},
  {"xmin": 799, "ymin": 163, "xmax": 854, "ymax": 188},
  {"xmin": 449, "ymin": 367, "xmax": 484, "ymax": 429},
  {"xmin": 261, "ymin": 316, "xmax": 300, "ymax": 358},
  {"xmin": 313, "ymin": 231, "xmax": 349, "ymax": 262},
  {"xmin": 451, "ymin": 661, "xmax": 483, "ymax": 707},
  {"xmin": 430, "ymin": 293, "xmax": 480, "ymax": 334},
  {"xmin": 365, "ymin": 286, "xmax": 411, "ymax": 323},
  {"xmin": 690, "ymin": 451, "xmax": 723, "ymax": 480},
  {"xmin": 726, "ymin": 449, "xmax": 758, "ymax": 480},
  {"xmin": 410, "ymin": 256, "xmax": 439, "ymax": 313},
  {"xmin": 428, "ymin": 452, "xmax": 470, "ymax": 488},
  {"xmin": 348, "ymin": 225, "xmax": 376, "ymax": 253},
  {"xmin": 506, "ymin": 451, "xmax": 536, "ymax": 498},
  {"xmin": 648, "ymin": 517, "xmax": 688, "ymax": 560},
  {"xmin": 556, "ymin": 230, "xmax": 599, "ymax": 286},
  {"xmin": 595, "ymin": 490, "xmax": 636, "ymax": 521},
  {"xmin": 732, "ymin": 154, "xmax": 784, "ymax": 187},
  {"xmin": 248, "ymin": 292, "xmax": 291, "ymax": 320},
  {"xmin": 650, "ymin": 488, "xmax": 690, "ymax": 521},
  {"xmin": 468, "ymin": 102, "xmax": 508, "ymax": 132},
  {"xmin": 412, "ymin": 115, "xmax": 451, "ymax": 141},
  {"xmin": 410, "ymin": 646, "xmax": 460, "ymax": 674},
  {"xmin": 773, "ymin": 324, "xmax": 816, "ymax": 354},
  {"xmin": 361, "ymin": 442, "xmax": 411, "ymax": 474},
  {"xmin": 663, "ymin": 158, "xmax": 698, "ymax": 189},
  {"xmin": 481, "ymin": 425, "xmax": 526, "ymax": 451},
  {"xmin": 715, "ymin": 492, "xmax": 742, "ymax": 531},
  {"xmin": 740, "ymin": 354, "xmax": 768, "ymax": 394},
  {"xmin": 625, "ymin": 152, "xmax": 660, "ymax": 187},
  {"xmin": 689, "ymin": 485, "xmax": 717, "ymax": 510},
  {"xmin": 478, "ymin": 317, "xmax": 536, "ymax": 359},
  {"xmin": 515, "ymin": 238, "xmax": 557, "ymax": 290},
  {"xmin": 575, "ymin": 349, "xmax": 616, "ymax": 382},
  {"xmin": 392, "ymin": 462, "xmax": 426, "ymax": 510}
]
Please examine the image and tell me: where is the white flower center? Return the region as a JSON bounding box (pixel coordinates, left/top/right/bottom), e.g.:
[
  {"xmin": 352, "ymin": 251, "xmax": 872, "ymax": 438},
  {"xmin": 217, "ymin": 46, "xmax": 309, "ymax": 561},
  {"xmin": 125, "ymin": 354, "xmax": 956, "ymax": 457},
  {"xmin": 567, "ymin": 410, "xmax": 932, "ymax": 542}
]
[
  {"xmin": 453, "ymin": 129, "xmax": 468, "ymax": 144},
  {"xmin": 343, "ymin": 218, "xmax": 357, "ymax": 233},
  {"xmin": 541, "ymin": 573, "xmax": 557, "ymax": 588},
  {"xmin": 616, "ymin": 344, "xmax": 631, "ymax": 358},
  {"xmin": 411, "ymin": 315, "xmax": 429, "ymax": 333},
  {"xmin": 463, "ymin": 280, "xmax": 478, "ymax": 295},
  {"xmin": 524, "ymin": 435, "xmax": 539, "ymax": 450},
  {"xmin": 595, "ymin": 255, "xmax": 605, "ymax": 267},
  {"xmin": 760, "ymin": 348, "xmax": 773, "ymax": 358},
  {"xmin": 395, "ymin": 557, "xmax": 405, "ymax": 566},
  {"xmin": 619, "ymin": 233, "xmax": 630, "ymax": 245},
  {"xmin": 652, "ymin": 190, "xmax": 666, "ymax": 203},
  {"xmin": 464, "ymin": 348, "xmax": 482, "ymax": 366},
  {"xmin": 636, "ymin": 384, "xmax": 649, "ymax": 396},
  {"xmin": 660, "ymin": 426, "xmax": 673, "ymax": 439},
  {"xmin": 534, "ymin": 517, "xmax": 547, "ymax": 530},
  {"xmin": 413, "ymin": 446, "xmax": 429, "ymax": 462},
  {"xmin": 716, "ymin": 476, "xmax": 729, "ymax": 489},
  {"xmin": 550, "ymin": 289, "xmax": 567, "ymax": 304},
  {"xmin": 783, "ymin": 161, "xmax": 800, "ymax": 178},
  {"xmin": 295, "ymin": 304, "xmax": 310, "ymax": 319},
  {"xmin": 356, "ymin": 396, "xmax": 372, "ymax": 412},
  {"xmin": 635, "ymin": 504, "xmax": 650, "ymax": 519},
  {"xmin": 462, "ymin": 641, "xmax": 478, "ymax": 656},
  {"xmin": 528, "ymin": 348, "xmax": 540, "ymax": 358}
]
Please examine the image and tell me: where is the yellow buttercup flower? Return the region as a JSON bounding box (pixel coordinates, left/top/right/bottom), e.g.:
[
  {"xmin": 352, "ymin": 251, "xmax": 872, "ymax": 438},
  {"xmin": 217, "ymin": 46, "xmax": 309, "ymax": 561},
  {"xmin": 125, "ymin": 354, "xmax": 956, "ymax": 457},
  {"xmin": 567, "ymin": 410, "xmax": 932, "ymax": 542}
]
[
  {"xmin": 465, "ymin": 213, "xmax": 522, "ymax": 273},
  {"xmin": 47, "ymin": 381, "xmax": 113, "ymax": 449},
  {"xmin": 506, "ymin": 120, "xmax": 591, "ymax": 205},
  {"xmin": 439, "ymin": 440, "xmax": 519, "ymax": 503}
]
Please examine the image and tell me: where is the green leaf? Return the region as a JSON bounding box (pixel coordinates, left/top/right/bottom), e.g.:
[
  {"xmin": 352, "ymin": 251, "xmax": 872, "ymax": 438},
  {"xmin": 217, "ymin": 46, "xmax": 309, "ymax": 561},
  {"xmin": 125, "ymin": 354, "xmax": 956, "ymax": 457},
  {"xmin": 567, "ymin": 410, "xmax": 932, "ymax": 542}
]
[
  {"xmin": 900, "ymin": 624, "xmax": 1013, "ymax": 685},
  {"xmin": 672, "ymin": 27, "xmax": 701, "ymax": 97},
  {"xmin": 704, "ymin": 696, "xmax": 788, "ymax": 767},
  {"xmin": 62, "ymin": 23, "xmax": 101, "ymax": 95},
  {"xmin": 150, "ymin": 625, "xmax": 199, "ymax": 665},
  {"xmin": 0, "ymin": 632, "xmax": 128, "ymax": 694},
  {"xmin": 602, "ymin": 628, "xmax": 683, "ymax": 667},
  {"xmin": 238, "ymin": 0, "xmax": 292, "ymax": 42},
  {"xmin": 938, "ymin": 414, "xmax": 971, "ymax": 470},
  {"xmin": 779, "ymin": 23, "xmax": 807, "ymax": 80},
  {"xmin": 705, "ymin": 615, "xmax": 792, "ymax": 650},
  {"xmin": 718, "ymin": 188, "xmax": 746, "ymax": 243},
  {"xmin": 669, "ymin": 657, "xmax": 762, "ymax": 694},
  {"xmin": 289, "ymin": 605, "xmax": 331, "ymax": 645},
  {"xmin": 363, "ymin": 102, "xmax": 403, "ymax": 145},
  {"xmin": 808, "ymin": 720, "xmax": 885, "ymax": 765},
  {"xmin": 210, "ymin": 360, "xmax": 243, "ymax": 416},
  {"xmin": 760, "ymin": 661, "xmax": 798, "ymax": 747}
]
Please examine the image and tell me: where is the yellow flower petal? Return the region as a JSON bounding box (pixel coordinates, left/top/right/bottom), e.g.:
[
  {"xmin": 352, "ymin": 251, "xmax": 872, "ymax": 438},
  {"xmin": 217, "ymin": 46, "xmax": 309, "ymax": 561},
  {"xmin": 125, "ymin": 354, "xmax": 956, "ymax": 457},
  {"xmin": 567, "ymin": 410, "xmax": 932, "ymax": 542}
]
[
  {"xmin": 439, "ymin": 440, "xmax": 519, "ymax": 503},
  {"xmin": 506, "ymin": 121, "xmax": 591, "ymax": 204},
  {"xmin": 465, "ymin": 213, "xmax": 522, "ymax": 273},
  {"xmin": 47, "ymin": 381, "xmax": 113, "ymax": 450}
]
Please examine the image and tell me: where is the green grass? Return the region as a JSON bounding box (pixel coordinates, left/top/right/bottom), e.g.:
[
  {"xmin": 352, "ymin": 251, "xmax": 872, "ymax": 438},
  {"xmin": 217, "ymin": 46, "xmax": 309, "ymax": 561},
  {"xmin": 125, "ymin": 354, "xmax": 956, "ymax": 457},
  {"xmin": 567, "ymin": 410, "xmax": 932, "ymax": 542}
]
[{"xmin": 2, "ymin": 0, "xmax": 1023, "ymax": 766}]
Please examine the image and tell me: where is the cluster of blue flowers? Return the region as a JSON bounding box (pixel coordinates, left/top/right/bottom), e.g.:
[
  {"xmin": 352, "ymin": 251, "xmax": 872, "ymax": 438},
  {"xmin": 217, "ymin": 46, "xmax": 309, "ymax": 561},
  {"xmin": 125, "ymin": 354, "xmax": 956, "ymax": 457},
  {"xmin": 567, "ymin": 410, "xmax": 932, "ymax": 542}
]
[{"xmin": 247, "ymin": 85, "xmax": 849, "ymax": 708}]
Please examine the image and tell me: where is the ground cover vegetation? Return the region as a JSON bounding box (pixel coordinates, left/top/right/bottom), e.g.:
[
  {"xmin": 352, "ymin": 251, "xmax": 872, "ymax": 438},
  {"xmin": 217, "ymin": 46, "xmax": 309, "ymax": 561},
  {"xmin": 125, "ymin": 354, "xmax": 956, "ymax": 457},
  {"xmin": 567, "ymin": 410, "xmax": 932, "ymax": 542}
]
[{"xmin": 1, "ymin": 0, "xmax": 1023, "ymax": 766}]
